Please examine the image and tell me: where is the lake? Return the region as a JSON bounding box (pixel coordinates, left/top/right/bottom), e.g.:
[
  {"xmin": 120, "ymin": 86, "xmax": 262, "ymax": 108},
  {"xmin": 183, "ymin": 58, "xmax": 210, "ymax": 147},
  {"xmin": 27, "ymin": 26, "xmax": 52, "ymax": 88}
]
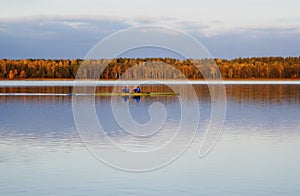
[{"xmin": 0, "ymin": 81, "xmax": 299, "ymax": 195}]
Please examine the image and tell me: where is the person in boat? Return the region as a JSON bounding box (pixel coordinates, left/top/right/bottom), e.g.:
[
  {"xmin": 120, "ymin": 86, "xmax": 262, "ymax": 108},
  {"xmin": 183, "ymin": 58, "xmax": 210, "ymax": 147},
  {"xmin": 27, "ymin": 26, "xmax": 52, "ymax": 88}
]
[
  {"xmin": 132, "ymin": 86, "xmax": 141, "ymax": 93},
  {"xmin": 122, "ymin": 86, "xmax": 130, "ymax": 93}
]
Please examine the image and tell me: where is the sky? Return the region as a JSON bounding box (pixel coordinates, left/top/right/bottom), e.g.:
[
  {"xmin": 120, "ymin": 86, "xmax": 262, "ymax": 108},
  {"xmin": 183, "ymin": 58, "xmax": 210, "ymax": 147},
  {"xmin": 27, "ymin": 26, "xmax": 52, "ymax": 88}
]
[{"xmin": 0, "ymin": 0, "xmax": 299, "ymax": 59}]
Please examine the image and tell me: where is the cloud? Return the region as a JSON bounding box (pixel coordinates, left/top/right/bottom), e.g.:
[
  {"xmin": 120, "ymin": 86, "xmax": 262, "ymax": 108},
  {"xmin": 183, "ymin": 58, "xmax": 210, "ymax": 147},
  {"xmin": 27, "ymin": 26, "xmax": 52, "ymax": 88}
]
[
  {"xmin": 198, "ymin": 27, "xmax": 300, "ymax": 59},
  {"xmin": 0, "ymin": 16, "xmax": 299, "ymax": 59},
  {"xmin": 0, "ymin": 16, "xmax": 130, "ymax": 59}
]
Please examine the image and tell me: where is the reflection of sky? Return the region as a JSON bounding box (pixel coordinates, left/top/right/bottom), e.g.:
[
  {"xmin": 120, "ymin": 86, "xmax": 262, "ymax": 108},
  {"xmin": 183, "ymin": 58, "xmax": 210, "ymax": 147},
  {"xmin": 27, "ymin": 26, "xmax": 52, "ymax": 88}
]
[
  {"xmin": 0, "ymin": 90, "xmax": 300, "ymax": 195},
  {"xmin": 0, "ymin": 0, "xmax": 299, "ymax": 59}
]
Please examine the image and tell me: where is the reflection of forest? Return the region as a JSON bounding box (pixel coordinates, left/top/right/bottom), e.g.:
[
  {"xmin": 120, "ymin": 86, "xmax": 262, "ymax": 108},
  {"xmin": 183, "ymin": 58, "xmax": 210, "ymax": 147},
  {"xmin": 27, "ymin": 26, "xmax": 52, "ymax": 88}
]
[
  {"xmin": 226, "ymin": 84, "xmax": 300, "ymax": 104},
  {"xmin": 0, "ymin": 85, "xmax": 299, "ymax": 105},
  {"xmin": 1, "ymin": 57, "xmax": 299, "ymax": 79}
]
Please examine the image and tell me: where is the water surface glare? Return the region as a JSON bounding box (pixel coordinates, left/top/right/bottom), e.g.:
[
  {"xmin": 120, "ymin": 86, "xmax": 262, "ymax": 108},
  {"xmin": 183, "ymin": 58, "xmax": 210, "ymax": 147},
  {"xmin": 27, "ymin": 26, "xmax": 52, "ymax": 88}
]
[{"xmin": 0, "ymin": 80, "xmax": 300, "ymax": 87}]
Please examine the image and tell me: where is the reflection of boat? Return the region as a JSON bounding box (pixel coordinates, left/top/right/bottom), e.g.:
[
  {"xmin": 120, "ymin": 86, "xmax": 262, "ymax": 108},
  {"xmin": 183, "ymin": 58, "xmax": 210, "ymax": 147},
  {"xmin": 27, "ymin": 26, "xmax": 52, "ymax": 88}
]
[
  {"xmin": 131, "ymin": 95, "xmax": 141, "ymax": 103},
  {"xmin": 94, "ymin": 92, "xmax": 179, "ymax": 97}
]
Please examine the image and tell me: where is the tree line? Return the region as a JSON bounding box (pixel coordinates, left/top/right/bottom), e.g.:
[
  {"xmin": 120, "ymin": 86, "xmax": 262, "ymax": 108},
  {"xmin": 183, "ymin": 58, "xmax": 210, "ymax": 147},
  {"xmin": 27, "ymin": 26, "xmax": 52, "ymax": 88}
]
[{"xmin": 0, "ymin": 57, "xmax": 299, "ymax": 79}]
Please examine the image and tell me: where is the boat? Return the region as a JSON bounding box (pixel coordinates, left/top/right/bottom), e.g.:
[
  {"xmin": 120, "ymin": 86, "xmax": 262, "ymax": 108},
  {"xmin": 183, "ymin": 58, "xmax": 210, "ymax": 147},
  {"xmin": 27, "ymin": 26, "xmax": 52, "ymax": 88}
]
[
  {"xmin": 0, "ymin": 92, "xmax": 179, "ymax": 97},
  {"xmin": 94, "ymin": 92, "xmax": 179, "ymax": 96}
]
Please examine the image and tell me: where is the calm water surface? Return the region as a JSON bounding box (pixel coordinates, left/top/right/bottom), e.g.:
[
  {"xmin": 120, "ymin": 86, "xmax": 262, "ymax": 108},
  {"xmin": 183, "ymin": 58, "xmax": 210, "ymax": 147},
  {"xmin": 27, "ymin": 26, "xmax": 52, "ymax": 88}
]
[{"xmin": 0, "ymin": 82, "xmax": 299, "ymax": 195}]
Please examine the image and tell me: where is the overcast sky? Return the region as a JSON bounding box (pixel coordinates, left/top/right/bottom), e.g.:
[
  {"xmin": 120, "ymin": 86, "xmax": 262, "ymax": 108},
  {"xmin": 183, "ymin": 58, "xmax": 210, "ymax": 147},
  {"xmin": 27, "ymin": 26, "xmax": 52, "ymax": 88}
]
[{"xmin": 0, "ymin": 0, "xmax": 299, "ymax": 59}]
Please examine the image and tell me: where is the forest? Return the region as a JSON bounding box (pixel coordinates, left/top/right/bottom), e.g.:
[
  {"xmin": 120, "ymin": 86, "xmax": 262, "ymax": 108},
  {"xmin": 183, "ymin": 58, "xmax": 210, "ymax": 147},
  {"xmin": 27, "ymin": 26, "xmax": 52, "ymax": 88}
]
[{"xmin": 0, "ymin": 57, "xmax": 299, "ymax": 79}]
